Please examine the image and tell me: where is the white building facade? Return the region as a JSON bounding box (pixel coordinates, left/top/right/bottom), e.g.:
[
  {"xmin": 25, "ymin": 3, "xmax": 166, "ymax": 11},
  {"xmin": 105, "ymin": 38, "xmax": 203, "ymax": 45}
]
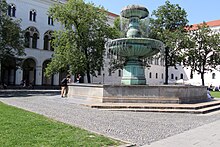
[{"xmin": 3, "ymin": 0, "xmax": 220, "ymax": 88}]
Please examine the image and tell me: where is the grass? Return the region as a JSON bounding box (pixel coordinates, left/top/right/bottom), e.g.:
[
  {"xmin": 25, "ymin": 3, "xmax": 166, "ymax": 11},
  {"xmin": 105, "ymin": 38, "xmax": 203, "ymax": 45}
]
[
  {"xmin": 0, "ymin": 102, "xmax": 123, "ymax": 147},
  {"xmin": 210, "ymin": 91, "xmax": 220, "ymax": 98}
]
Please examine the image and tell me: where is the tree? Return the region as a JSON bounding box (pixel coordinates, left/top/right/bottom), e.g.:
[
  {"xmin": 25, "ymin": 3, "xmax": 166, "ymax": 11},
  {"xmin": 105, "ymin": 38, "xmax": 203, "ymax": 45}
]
[
  {"xmin": 149, "ymin": 0, "xmax": 188, "ymax": 84},
  {"xmin": 183, "ymin": 23, "xmax": 220, "ymax": 86},
  {"xmin": 45, "ymin": 0, "xmax": 117, "ymax": 83},
  {"xmin": 0, "ymin": 0, "xmax": 25, "ymax": 82}
]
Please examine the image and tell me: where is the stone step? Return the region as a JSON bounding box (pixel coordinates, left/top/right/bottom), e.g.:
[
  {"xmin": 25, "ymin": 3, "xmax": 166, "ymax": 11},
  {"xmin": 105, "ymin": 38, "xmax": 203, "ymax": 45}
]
[
  {"xmin": 98, "ymin": 104, "xmax": 220, "ymax": 114},
  {"xmin": 90, "ymin": 99, "xmax": 220, "ymax": 109},
  {"xmin": 87, "ymin": 99, "xmax": 220, "ymax": 114},
  {"xmin": 5, "ymin": 85, "xmax": 60, "ymax": 89},
  {"xmin": 103, "ymin": 97, "xmax": 180, "ymax": 104},
  {"xmin": 0, "ymin": 89, "xmax": 60, "ymax": 97}
]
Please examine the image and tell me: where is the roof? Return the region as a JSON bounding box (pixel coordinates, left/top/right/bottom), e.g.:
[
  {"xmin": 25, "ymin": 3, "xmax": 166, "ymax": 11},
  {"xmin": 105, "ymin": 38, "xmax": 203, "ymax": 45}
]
[
  {"xmin": 188, "ymin": 19, "xmax": 220, "ymax": 30},
  {"xmin": 108, "ymin": 11, "xmax": 119, "ymax": 18}
]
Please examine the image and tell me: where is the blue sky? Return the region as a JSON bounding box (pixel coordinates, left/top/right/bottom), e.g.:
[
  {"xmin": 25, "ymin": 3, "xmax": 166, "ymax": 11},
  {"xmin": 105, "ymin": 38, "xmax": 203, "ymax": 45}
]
[{"xmin": 85, "ymin": 0, "xmax": 220, "ymax": 25}]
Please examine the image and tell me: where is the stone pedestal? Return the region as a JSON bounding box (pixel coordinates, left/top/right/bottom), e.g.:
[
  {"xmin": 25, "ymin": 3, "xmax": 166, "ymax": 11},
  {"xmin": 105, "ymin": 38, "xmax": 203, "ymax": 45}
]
[
  {"xmin": 68, "ymin": 84, "xmax": 208, "ymax": 104},
  {"xmin": 122, "ymin": 59, "xmax": 146, "ymax": 85}
]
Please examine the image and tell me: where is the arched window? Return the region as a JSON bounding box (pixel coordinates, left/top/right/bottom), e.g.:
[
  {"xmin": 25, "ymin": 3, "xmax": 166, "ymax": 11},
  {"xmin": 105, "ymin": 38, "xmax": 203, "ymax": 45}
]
[
  {"xmin": 149, "ymin": 72, "xmax": 152, "ymax": 78},
  {"xmin": 24, "ymin": 32, "xmax": 30, "ymax": 48},
  {"xmin": 171, "ymin": 73, "xmax": 174, "ymax": 79},
  {"xmin": 118, "ymin": 70, "xmax": 122, "ymax": 77},
  {"xmin": 190, "ymin": 71, "xmax": 193, "ymax": 79},
  {"xmin": 29, "ymin": 9, "xmax": 37, "ymax": 22},
  {"xmin": 32, "ymin": 33, "xmax": 38, "ymax": 48},
  {"xmin": 7, "ymin": 3, "xmax": 16, "ymax": 17},
  {"xmin": 25, "ymin": 27, "xmax": 39, "ymax": 49},
  {"xmin": 108, "ymin": 69, "xmax": 112, "ymax": 76},
  {"xmin": 180, "ymin": 73, "xmax": 184, "ymax": 79},
  {"xmin": 212, "ymin": 73, "xmax": 216, "ymax": 79},
  {"xmin": 43, "ymin": 35, "xmax": 49, "ymax": 50},
  {"xmin": 148, "ymin": 57, "xmax": 153, "ymax": 64},
  {"xmin": 44, "ymin": 30, "xmax": 54, "ymax": 51},
  {"xmin": 160, "ymin": 58, "xmax": 164, "ymax": 66},
  {"xmin": 161, "ymin": 73, "xmax": 163, "ymax": 79},
  {"xmin": 156, "ymin": 73, "xmax": 158, "ymax": 79},
  {"xmin": 155, "ymin": 58, "xmax": 159, "ymax": 65}
]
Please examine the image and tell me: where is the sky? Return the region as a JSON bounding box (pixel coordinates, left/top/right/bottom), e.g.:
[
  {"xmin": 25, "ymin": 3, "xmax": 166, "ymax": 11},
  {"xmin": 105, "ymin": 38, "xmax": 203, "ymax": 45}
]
[{"xmin": 84, "ymin": 0, "xmax": 220, "ymax": 25}]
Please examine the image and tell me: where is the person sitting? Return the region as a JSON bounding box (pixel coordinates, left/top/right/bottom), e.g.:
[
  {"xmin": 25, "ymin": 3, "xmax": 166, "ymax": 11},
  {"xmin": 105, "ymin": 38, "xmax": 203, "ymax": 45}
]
[{"xmin": 207, "ymin": 88, "xmax": 214, "ymax": 100}]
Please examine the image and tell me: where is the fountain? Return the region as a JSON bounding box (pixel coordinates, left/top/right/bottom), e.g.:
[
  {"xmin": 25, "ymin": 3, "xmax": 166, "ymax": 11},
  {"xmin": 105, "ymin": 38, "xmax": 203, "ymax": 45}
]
[
  {"xmin": 68, "ymin": 5, "xmax": 208, "ymax": 104},
  {"xmin": 107, "ymin": 5, "xmax": 164, "ymax": 85}
]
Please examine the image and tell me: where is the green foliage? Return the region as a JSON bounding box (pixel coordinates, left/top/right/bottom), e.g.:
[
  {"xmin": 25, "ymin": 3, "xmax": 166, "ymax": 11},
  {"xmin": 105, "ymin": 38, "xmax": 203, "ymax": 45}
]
[
  {"xmin": 182, "ymin": 23, "xmax": 220, "ymax": 85},
  {"xmin": 0, "ymin": 102, "xmax": 122, "ymax": 146},
  {"xmin": 0, "ymin": 0, "xmax": 25, "ymax": 62},
  {"xmin": 149, "ymin": 0, "xmax": 189, "ymax": 84},
  {"xmin": 46, "ymin": 0, "xmax": 118, "ymax": 82},
  {"xmin": 150, "ymin": 0, "xmax": 188, "ymax": 64}
]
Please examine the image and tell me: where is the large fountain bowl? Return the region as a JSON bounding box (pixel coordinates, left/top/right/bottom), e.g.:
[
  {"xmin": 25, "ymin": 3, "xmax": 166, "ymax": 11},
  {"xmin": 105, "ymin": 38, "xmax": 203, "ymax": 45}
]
[{"xmin": 107, "ymin": 38, "xmax": 164, "ymax": 58}]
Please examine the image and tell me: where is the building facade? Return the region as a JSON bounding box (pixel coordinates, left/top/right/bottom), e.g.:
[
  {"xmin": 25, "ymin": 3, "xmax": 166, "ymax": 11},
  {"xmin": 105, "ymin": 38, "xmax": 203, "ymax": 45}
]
[
  {"xmin": 3, "ymin": 0, "xmax": 220, "ymax": 88},
  {"xmin": 3, "ymin": 0, "xmax": 120, "ymax": 86}
]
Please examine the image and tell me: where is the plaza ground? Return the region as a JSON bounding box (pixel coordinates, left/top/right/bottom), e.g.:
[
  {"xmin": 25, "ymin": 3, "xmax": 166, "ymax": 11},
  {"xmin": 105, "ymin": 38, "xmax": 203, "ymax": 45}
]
[{"xmin": 0, "ymin": 90, "xmax": 220, "ymax": 146}]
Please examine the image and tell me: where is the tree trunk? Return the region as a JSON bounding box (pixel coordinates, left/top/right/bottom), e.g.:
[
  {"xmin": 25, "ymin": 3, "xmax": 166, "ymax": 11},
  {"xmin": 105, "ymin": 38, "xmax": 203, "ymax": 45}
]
[
  {"xmin": 164, "ymin": 47, "xmax": 169, "ymax": 85},
  {"xmin": 86, "ymin": 63, "xmax": 91, "ymax": 83},
  {"xmin": 201, "ymin": 72, "xmax": 205, "ymax": 86},
  {"xmin": 0, "ymin": 62, "xmax": 2, "ymax": 83}
]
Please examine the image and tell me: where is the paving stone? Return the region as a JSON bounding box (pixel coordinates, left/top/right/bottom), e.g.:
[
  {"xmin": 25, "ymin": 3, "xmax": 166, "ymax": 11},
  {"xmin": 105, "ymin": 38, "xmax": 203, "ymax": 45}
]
[{"xmin": 1, "ymin": 93, "xmax": 220, "ymax": 146}]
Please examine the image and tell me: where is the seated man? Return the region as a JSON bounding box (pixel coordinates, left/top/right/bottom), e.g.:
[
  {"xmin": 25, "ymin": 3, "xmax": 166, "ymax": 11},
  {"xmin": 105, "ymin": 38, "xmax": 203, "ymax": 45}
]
[{"xmin": 207, "ymin": 89, "xmax": 214, "ymax": 100}]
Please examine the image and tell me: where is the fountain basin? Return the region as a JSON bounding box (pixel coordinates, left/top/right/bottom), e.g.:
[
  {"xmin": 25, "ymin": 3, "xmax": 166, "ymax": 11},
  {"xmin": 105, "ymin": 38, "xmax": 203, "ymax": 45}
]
[
  {"xmin": 121, "ymin": 5, "xmax": 149, "ymax": 19},
  {"xmin": 67, "ymin": 83, "xmax": 208, "ymax": 104},
  {"xmin": 108, "ymin": 38, "xmax": 164, "ymax": 58}
]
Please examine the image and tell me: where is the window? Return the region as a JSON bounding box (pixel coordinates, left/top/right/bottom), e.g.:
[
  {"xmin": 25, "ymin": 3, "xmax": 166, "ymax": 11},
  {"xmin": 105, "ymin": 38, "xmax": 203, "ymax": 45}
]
[
  {"xmin": 118, "ymin": 70, "xmax": 122, "ymax": 77},
  {"xmin": 160, "ymin": 58, "xmax": 164, "ymax": 66},
  {"xmin": 48, "ymin": 16, "xmax": 54, "ymax": 25},
  {"xmin": 171, "ymin": 73, "xmax": 174, "ymax": 79},
  {"xmin": 8, "ymin": 4, "xmax": 16, "ymax": 17},
  {"xmin": 155, "ymin": 58, "xmax": 159, "ymax": 65},
  {"xmin": 24, "ymin": 32, "xmax": 30, "ymax": 48},
  {"xmin": 156, "ymin": 73, "xmax": 158, "ymax": 79},
  {"xmin": 98, "ymin": 68, "xmax": 101, "ymax": 76},
  {"xmin": 161, "ymin": 73, "xmax": 163, "ymax": 79},
  {"xmin": 29, "ymin": 9, "xmax": 37, "ymax": 22},
  {"xmin": 149, "ymin": 72, "xmax": 152, "ymax": 78},
  {"xmin": 180, "ymin": 73, "xmax": 183, "ymax": 79},
  {"xmin": 212, "ymin": 73, "xmax": 216, "ymax": 79},
  {"xmin": 148, "ymin": 57, "xmax": 153, "ymax": 64},
  {"xmin": 43, "ymin": 30, "xmax": 54, "ymax": 51},
  {"xmin": 43, "ymin": 35, "xmax": 49, "ymax": 50},
  {"xmin": 24, "ymin": 27, "xmax": 39, "ymax": 48},
  {"xmin": 32, "ymin": 33, "xmax": 38, "ymax": 48},
  {"xmin": 190, "ymin": 71, "xmax": 193, "ymax": 79},
  {"xmin": 108, "ymin": 69, "xmax": 112, "ymax": 76}
]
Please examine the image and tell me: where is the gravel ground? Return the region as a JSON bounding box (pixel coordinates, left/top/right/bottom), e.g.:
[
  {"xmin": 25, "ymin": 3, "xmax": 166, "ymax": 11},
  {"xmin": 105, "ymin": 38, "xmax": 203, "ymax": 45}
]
[{"xmin": 1, "ymin": 94, "xmax": 220, "ymax": 146}]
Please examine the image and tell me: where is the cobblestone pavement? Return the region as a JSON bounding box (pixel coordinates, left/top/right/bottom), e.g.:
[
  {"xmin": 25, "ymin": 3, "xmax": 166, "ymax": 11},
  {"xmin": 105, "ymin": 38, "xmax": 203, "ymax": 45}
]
[{"xmin": 1, "ymin": 94, "xmax": 220, "ymax": 146}]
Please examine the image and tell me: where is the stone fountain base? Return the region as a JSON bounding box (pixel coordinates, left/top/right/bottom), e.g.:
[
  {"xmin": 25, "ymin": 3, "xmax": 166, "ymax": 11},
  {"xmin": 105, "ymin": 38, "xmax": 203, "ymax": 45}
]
[
  {"xmin": 122, "ymin": 60, "xmax": 146, "ymax": 85},
  {"xmin": 67, "ymin": 83, "xmax": 208, "ymax": 104}
]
